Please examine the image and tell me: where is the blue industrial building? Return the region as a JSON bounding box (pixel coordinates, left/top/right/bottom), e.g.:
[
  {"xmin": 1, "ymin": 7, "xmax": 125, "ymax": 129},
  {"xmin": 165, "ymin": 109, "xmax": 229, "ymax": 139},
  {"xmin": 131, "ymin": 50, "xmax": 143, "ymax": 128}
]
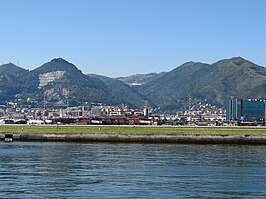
[{"xmin": 226, "ymin": 98, "xmax": 266, "ymax": 122}]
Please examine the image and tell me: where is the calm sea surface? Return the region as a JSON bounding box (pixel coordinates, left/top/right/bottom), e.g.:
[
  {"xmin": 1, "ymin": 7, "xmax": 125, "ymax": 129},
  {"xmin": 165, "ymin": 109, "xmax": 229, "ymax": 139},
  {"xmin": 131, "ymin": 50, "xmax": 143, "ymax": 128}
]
[{"xmin": 0, "ymin": 142, "xmax": 265, "ymax": 198}]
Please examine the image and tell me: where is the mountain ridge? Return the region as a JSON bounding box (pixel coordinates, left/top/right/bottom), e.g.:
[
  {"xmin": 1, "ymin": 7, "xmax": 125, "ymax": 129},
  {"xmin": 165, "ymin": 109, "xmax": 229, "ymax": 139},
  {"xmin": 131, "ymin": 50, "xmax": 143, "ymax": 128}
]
[
  {"xmin": 0, "ymin": 58, "xmax": 149, "ymax": 108},
  {"xmin": 135, "ymin": 56, "xmax": 266, "ymax": 112},
  {"xmin": 0, "ymin": 56, "xmax": 265, "ymax": 111}
]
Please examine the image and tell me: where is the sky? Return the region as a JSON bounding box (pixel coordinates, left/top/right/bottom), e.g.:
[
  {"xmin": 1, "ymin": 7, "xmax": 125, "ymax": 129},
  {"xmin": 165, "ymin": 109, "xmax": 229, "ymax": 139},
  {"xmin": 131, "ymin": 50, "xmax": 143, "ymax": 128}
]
[{"xmin": 0, "ymin": 0, "xmax": 265, "ymax": 77}]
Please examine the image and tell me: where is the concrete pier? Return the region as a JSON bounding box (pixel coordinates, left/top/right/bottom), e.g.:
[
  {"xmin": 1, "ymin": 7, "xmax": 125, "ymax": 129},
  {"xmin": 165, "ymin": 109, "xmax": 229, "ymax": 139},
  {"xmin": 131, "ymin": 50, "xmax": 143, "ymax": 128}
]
[{"xmin": 1, "ymin": 132, "xmax": 266, "ymax": 144}]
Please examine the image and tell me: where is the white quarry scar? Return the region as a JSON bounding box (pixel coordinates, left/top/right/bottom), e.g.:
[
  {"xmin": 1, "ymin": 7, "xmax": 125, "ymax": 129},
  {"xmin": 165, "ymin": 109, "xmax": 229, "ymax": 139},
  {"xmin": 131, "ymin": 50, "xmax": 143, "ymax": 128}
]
[{"xmin": 38, "ymin": 71, "xmax": 65, "ymax": 87}]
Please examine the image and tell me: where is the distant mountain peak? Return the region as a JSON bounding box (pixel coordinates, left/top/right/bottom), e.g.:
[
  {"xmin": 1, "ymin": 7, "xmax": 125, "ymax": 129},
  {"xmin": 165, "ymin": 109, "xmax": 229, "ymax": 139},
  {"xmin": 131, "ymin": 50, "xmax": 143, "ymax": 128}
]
[
  {"xmin": 50, "ymin": 57, "xmax": 69, "ymax": 63},
  {"xmin": 0, "ymin": 62, "xmax": 28, "ymax": 75},
  {"xmin": 48, "ymin": 57, "xmax": 76, "ymax": 67},
  {"xmin": 172, "ymin": 61, "xmax": 210, "ymax": 73},
  {"xmin": 180, "ymin": 61, "xmax": 209, "ymax": 67},
  {"xmin": 212, "ymin": 56, "xmax": 250, "ymax": 67},
  {"xmin": 232, "ymin": 56, "xmax": 244, "ymax": 60},
  {"xmin": 182, "ymin": 61, "xmax": 197, "ymax": 65},
  {"xmin": 33, "ymin": 58, "xmax": 80, "ymax": 74},
  {"xmin": 1, "ymin": 62, "xmax": 19, "ymax": 68},
  {"xmin": 2, "ymin": 62, "xmax": 16, "ymax": 66}
]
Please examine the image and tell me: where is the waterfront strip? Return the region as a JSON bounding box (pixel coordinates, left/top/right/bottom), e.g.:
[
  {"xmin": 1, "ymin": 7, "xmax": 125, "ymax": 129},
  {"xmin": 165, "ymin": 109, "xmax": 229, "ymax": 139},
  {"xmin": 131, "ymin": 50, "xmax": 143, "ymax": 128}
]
[{"xmin": 1, "ymin": 125, "xmax": 266, "ymax": 144}]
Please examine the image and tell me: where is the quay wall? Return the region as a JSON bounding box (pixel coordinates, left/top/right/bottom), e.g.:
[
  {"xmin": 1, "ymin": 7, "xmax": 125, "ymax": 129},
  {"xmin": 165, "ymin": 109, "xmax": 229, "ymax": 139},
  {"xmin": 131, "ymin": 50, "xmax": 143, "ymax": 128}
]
[{"xmin": 1, "ymin": 133, "xmax": 266, "ymax": 144}]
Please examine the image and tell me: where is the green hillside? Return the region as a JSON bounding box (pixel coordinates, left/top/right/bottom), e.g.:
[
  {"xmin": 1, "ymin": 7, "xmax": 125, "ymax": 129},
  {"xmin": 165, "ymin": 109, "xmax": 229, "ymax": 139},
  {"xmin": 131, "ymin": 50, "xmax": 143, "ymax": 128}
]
[
  {"xmin": 0, "ymin": 57, "xmax": 265, "ymax": 111},
  {"xmin": 116, "ymin": 72, "xmax": 166, "ymax": 86},
  {"xmin": 138, "ymin": 57, "xmax": 266, "ymax": 112},
  {"xmin": 0, "ymin": 63, "xmax": 30, "ymax": 103},
  {"xmin": 89, "ymin": 74, "xmax": 151, "ymax": 108},
  {"xmin": 0, "ymin": 58, "xmax": 148, "ymax": 108},
  {"xmin": 0, "ymin": 63, "xmax": 28, "ymax": 75}
]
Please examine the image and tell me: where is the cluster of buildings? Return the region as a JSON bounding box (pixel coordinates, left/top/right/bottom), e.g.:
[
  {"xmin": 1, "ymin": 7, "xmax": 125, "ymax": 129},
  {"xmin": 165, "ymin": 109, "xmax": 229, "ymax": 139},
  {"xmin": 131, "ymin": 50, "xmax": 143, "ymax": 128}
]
[
  {"xmin": 0, "ymin": 97, "xmax": 265, "ymax": 126},
  {"xmin": 226, "ymin": 97, "xmax": 266, "ymax": 125}
]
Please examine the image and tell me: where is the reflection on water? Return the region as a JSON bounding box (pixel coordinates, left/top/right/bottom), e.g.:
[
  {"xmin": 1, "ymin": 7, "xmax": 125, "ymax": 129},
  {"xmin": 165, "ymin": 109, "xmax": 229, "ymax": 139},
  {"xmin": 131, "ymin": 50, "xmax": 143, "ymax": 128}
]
[{"xmin": 0, "ymin": 142, "xmax": 266, "ymax": 198}]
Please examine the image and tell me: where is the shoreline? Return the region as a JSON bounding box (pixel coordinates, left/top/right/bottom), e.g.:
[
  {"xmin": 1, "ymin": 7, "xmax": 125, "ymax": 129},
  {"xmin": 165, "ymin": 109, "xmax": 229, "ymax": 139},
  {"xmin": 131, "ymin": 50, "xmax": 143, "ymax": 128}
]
[{"xmin": 1, "ymin": 132, "xmax": 266, "ymax": 144}]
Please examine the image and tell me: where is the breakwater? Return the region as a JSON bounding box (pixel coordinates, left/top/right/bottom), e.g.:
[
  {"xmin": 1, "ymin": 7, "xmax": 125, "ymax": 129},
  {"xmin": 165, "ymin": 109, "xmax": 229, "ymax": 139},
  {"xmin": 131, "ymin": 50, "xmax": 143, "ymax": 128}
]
[{"xmin": 1, "ymin": 132, "xmax": 266, "ymax": 144}]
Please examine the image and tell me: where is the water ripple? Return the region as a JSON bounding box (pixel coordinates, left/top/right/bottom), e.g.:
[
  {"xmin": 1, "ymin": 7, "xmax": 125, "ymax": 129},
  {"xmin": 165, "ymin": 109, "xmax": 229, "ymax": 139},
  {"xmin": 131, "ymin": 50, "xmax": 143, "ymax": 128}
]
[{"xmin": 0, "ymin": 142, "xmax": 265, "ymax": 198}]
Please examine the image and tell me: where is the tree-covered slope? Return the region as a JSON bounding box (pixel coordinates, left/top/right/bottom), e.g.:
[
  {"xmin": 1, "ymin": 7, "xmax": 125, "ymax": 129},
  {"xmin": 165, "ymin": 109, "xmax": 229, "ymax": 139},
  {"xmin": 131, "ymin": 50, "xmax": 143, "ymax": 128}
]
[
  {"xmin": 88, "ymin": 74, "xmax": 151, "ymax": 108},
  {"xmin": 116, "ymin": 72, "xmax": 166, "ymax": 86},
  {"xmin": 210, "ymin": 57, "xmax": 266, "ymax": 100},
  {"xmin": 0, "ymin": 63, "xmax": 28, "ymax": 75},
  {"xmin": 0, "ymin": 57, "xmax": 265, "ymax": 111},
  {"xmin": 0, "ymin": 58, "xmax": 148, "ymax": 108},
  {"xmin": 138, "ymin": 57, "xmax": 266, "ymax": 111},
  {"xmin": 0, "ymin": 63, "xmax": 30, "ymax": 103}
]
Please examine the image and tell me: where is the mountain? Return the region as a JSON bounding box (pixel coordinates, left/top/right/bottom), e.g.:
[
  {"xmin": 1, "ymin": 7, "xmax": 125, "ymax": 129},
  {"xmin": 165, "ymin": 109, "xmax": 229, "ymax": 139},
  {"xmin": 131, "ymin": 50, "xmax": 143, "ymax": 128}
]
[
  {"xmin": 137, "ymin": 57, "xmax": 266, "ymax": 112},
  {"xmin": 116, "ymin": 72, "xmax": 166, "ymax": 86},
  {"xmin": 0, "ymin": 57, "xmax": 265, "ymax": 111},
  {"xmin": 32, "ymin": 58, "xmax": 81, "ymax": 75},
  {"xmin": 210, "ymin": 57, "xmax": 266, "ymax": 100},
  {"xmin": 0, "ymin": 63, "xmax": 30, "ymax": 103},
  {"xmin": 23, "ymin": 58, "xmax": 115, "ymax": 107},
  {"xmin": 88, "ymin": 74, "xmax": 151, "ymax": 108},
  {"xmin": 0, "ymin": 63, "xmax": 28, "ymax": 76},
  {"xmin": 0, "ymin": 58, "xmax": 149, "ymax": 108}
]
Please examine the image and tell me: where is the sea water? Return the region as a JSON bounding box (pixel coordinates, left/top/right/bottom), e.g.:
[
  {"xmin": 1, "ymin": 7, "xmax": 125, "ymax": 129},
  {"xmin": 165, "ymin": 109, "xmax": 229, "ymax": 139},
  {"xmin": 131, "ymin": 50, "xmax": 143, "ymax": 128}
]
[{"xmin": 0, "ymin": 142, "xmax": 265, "ymax": 198}]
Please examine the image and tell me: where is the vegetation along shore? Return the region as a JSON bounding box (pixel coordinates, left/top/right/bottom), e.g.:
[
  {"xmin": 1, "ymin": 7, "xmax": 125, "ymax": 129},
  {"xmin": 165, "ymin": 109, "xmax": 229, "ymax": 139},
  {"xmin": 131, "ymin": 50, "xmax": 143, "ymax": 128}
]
[{"xmin": 0, "ymin": 125, "xmax": 266, "ymax": 135}]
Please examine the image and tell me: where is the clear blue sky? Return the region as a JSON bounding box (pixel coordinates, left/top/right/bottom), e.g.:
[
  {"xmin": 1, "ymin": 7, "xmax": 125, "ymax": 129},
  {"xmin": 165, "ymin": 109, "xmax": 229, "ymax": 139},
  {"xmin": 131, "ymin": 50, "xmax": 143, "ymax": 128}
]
[{"xmin": 0, "ymin": 0, "xmax": 265, "ymax": 77}]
